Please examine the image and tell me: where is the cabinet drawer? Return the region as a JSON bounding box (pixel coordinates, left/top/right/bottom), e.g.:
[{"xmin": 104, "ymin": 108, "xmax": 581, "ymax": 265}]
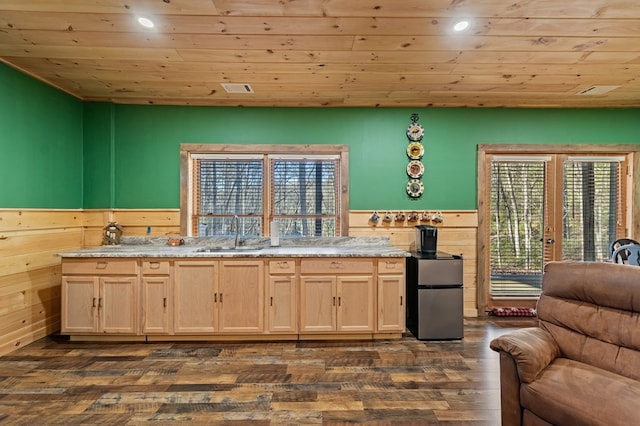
[
  {"xmin": 378, "ymin": 259, "xmax": 405, "ymax": 274},
  {"xmin": 62, "ymin": 259, "xmax": 138, "ymax": 275},
  {"xmin": 142, "ymin": 260, "xmax": 171, "ymax": 275},
  {"xmin": 301, "ymin": 258, "xmax": 374, "ymax": 274},
  {"xmin": 268, "ymin": 260, "xmax": 296, "ymax": 274}
]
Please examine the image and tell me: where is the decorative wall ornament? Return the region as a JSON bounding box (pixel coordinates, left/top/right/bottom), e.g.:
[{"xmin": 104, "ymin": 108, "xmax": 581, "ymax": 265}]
[{"xmin": 405, "ymin": 113, "xmax": 424, "ymax": 199}]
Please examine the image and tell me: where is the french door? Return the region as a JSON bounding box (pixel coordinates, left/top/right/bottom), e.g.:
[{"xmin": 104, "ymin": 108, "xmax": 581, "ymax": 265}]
[{"xmin": 478, "ymin": 145, "xmax": 635, "ymax": 311}]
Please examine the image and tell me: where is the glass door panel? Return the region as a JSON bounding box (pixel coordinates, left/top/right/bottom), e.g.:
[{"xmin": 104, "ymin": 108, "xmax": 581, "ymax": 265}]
[{"xmin": 488, "ymin": 158, "xmax": 547, "ymax": 297}]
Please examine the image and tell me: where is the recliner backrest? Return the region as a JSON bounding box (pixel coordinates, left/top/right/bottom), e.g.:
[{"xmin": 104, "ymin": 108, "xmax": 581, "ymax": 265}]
[{"xmin": 536, "ymin": 261, "xmax": 640, "ymax": 380}]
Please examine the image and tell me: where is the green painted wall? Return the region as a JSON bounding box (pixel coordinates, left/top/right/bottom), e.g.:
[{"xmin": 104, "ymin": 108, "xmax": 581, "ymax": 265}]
[
  {"xmin": 0, "ymin": 63, "xmax": 83, "ymax": 208},
  {"xmin": 83, "ymin": 102, "xmax": 114, "ymax": 208},
  {"xmin": 109, "ymin": 104, "xmax": 640, "ymax": 210},
  {"xmin": 1, "ymin": 61, "xmax": 638, "ymax": 212}
]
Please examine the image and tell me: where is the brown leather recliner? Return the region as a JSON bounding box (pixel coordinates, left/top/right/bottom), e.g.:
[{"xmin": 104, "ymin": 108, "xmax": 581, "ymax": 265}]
[{"xmin": 490, "ymin": 261, "xmax": 640, "ymax": 426}]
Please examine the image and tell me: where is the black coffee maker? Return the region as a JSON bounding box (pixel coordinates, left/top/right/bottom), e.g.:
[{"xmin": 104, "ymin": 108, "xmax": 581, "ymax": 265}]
[{"xmin": 415, "ymin": 225, "xmax": 437, "ymax": 258}]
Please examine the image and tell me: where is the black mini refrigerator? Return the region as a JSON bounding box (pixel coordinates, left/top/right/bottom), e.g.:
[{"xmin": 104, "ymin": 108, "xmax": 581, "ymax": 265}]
[{"xmin": 406, "ymin": 252, "xmax": 464, "ymax": 340}]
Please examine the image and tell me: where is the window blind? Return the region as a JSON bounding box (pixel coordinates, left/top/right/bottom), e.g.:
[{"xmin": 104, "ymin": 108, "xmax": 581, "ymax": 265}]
[
  {"xmin": 270, "ymin": 158, "xmax": 339, "ymax": 237},
  {"xmin": 562, "ymin": 159, "xmax": 622, "ymax": 262},
  {"xmin": 193, "ymin": 159, "xmax": 263, "ymax": 236},
  {"xmin": 489, "ymin": 160, "xmax": 546, "ymax": 296}
]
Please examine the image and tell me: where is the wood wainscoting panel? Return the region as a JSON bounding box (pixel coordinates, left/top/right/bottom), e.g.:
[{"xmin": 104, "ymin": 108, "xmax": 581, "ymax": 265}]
[
  {"xmin": 112, "ymin": 209, "xmax": 181, "ymax": 237},
  {"xmin": 349, "ymin": 210, "xmax": 478, "ymax": 317},
  {"xmin": 82, "ymin": 209, "xmax": 181, "ymax": 246},
  {"xmin": 0, "ymin": 209, "xmax": 83, "ymax": 355}
]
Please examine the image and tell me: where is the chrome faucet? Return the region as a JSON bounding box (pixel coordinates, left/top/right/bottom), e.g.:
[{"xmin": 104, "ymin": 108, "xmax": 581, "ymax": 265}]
[{"xmin": 232, "ymin": 215, "xmax": 240, "ymax": 249}]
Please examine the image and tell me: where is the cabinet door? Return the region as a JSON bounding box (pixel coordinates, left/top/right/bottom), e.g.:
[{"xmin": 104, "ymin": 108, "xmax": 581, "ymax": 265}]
[
  {"xmin": 174, "ymin": 261, "xmax": 217, "ymax": 333},
  {"xmin": 100, "ymin": 277, "xmax": 138, "ymax": 334},
  {"xmin": 268, "ymin": 275, "xmax": 297, "ymax": 333},
  {"xmin": 142, "ymin": 276, "xmax": 170, "ymax": 334},
  {"xmin": 337, "ymin": 276, "xmax": 375, "ymax": 332},
  {"xmin": 377, "ymin": 274, "xmax": 406, "ymax": 332},
  {"xmin": 61, "ymin": 276, "xmax": 98, "ymax": 333},
  {"xmin": 300, "ymin": 276, "xmax": 336, "ymax": 332},
  {"xmin": 218, "ymin": 260, "xmax": 264, "ymax": 333}
]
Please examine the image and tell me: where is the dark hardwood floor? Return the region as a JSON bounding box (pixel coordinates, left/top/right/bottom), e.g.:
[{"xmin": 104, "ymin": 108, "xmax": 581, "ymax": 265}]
[{"xmin": 0, "ymin": 317, "xmax": 536, "ymax": 425}]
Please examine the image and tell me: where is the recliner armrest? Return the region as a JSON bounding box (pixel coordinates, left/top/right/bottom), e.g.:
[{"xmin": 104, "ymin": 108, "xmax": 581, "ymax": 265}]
[{"xmin": 490, "ymin": 327, "xmax": 561, "ymax": 383}]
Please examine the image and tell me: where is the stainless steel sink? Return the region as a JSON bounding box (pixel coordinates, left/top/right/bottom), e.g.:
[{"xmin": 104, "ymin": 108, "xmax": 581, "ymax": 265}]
[{"xmin": 196, "ymin": 246, "xmax": 263, "ymax": 253}]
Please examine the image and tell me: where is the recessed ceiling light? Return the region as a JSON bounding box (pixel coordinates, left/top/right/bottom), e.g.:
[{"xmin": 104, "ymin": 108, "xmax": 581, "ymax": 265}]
[
  {"xmin": 453, "ymin": 20, "xmax": 470, "ymax": 32},
  {"xmin": 137, "ymin": 17, "xmax": 155, "ymax": 29}
]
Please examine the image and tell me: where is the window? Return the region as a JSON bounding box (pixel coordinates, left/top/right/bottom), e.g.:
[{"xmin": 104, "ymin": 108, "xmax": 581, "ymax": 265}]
[
  {"xmin": 180, "ymin": 144, "xmax": 349, "ymax": 237},
  {"xmin": 271, "ymin": 156, "xmax": 339, "ymax": 237}
]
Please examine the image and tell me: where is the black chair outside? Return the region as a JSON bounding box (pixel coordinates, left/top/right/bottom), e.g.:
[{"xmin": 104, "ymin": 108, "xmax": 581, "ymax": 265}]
[{"xmin": 612, "ymin": 244, "xmax": 640, "ymax": 266}]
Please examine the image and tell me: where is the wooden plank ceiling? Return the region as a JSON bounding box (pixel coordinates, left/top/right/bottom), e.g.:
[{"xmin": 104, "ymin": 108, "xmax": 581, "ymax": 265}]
[{"xmin": 1, "ymin": 0, "xmax": 639, "ymax": 107}]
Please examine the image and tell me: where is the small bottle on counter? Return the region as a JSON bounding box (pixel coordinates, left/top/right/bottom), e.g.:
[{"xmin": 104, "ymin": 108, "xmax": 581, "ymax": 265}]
[{"xmin": 270, "ymin": 220, "xmax": 280, "ymax": 246}]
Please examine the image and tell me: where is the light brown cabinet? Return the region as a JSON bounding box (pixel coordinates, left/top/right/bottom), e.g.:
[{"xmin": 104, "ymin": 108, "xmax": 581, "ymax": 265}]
[
  {"xmin": 173, "ymin": 259, "xmax": 264, "ymax": 334},
  {"xmin": 300, "ymin": 259, "xmax": 375, "ymax": 333},
  {"xmin": 61, "ymin": 254, "xmax": 405, "ymax": 340},
  {"xmin": 173, "ymin": 260, "xmax": 217, "ymax": 333},
  {"xmin": 376, "ymin": 259, "xmax": 406, "ymax": 332},
  {"xmin": 218, "ymin": 260, "xmax": 264, "ymax": 333},
  {"xmin": 61, "ymin": 259, "xmax": 138, "ymax": 334},
  {"xmin": 141, "ymin": 260, "xmax": 171, "ymax": 334},
  {"xmin": 267, "ymin": 260, "xmax": 297, "ymax": 333}
]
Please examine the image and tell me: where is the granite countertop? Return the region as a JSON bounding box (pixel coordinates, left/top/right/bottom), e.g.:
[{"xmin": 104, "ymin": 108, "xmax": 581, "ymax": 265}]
[{"xmin": 57, "ymin": 236, "xmax": 410, "ymax": 258}]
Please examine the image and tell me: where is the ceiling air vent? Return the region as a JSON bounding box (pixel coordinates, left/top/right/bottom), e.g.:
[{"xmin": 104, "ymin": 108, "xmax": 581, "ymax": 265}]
[
  {"xmin": 577, "ymin": 85, "xmax": 620, "ymax": 96},
  {"xmin": 221, "ymin": 83, "xmax": 254, "ymax": 94}
]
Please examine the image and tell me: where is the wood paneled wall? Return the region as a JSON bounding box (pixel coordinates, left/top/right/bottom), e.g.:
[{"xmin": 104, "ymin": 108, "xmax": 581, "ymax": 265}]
[
  {"xmin": 0, "ymin": 209, "xmax": 84, "ymax": 355},
  {"xmin": 349, "ymin": 210, "xmax": 478, "ymax": 317},
  {"xmin": 0, "ymin": 208, "xmax": 477, "ymax": 356}
]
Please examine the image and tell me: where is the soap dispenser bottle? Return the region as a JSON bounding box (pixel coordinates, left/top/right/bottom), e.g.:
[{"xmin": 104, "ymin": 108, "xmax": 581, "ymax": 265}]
[{"xmin": 270, "ymin": 220, "xmax": 280, "ymax": 246}]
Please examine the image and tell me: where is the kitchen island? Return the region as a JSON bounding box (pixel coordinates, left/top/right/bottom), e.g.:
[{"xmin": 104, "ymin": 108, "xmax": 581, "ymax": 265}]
[{"xmin": 58, "ymin": 237, "xmax": 409, "ymax": 342}]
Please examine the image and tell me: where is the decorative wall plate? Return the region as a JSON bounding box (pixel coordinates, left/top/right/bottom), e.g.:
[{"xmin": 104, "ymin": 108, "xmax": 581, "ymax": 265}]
[
  {"xmin": 406, "ymin": 179, "xmax": 425, "ymax": 198},
  {"xmin": 406, "ymin": 123, "xmax": 425, "ymax": 141},
  {"xmin": 406, "ymin": 160, "xmax": 424, "ymax": 178},
  {"xmin": 406, "ymin": 142, "xmax": 424, "ymax": 159}
]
